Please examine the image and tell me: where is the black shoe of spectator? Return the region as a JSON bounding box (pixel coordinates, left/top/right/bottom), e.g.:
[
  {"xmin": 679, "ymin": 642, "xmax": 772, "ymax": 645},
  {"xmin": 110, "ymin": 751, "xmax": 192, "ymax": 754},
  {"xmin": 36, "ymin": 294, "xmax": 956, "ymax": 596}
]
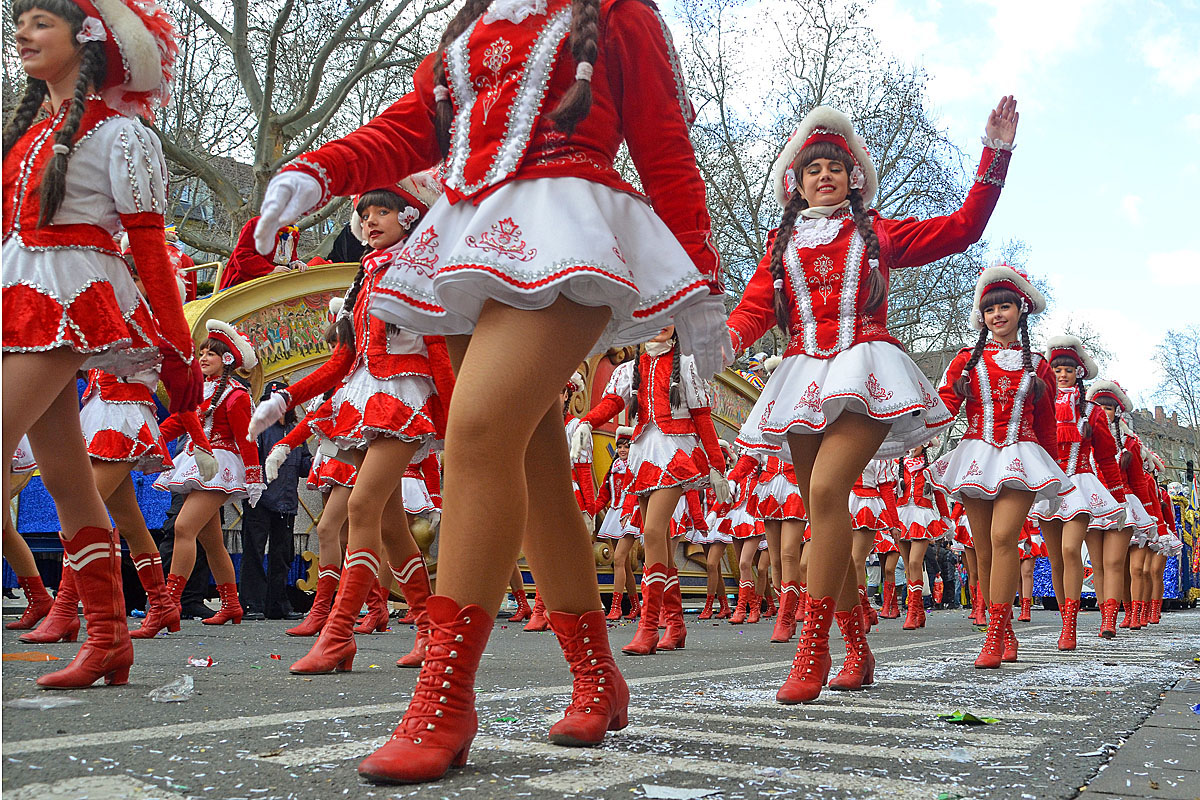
[
  {"xmin": 243, "ymin": 611, "xmax": 266, "ymax": 621},
  {"xmin": 181, "ymin": 604, "xmax": 216, "ymax": 620}
]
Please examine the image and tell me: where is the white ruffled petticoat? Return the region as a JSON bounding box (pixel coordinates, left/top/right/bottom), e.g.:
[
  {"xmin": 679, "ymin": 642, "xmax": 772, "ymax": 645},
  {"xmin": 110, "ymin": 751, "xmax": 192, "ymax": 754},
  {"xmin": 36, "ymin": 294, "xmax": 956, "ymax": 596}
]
[
  {"xmin": 79, "ymin": 393, "xmax": 171, "ymax": 474},
  {"xmin": 154, "ymin": 448, "xmax": 260, "ymax": 506},
  {"xmin": 897, "ymin": 503, "xmax": 941, "ymax": 541},
  {"xmin": 369, "ymin": 177, "xmax": 715, "ymax": 357},
  {"xmin": 597, "ymin": 508, "xmax": 640, "ymax": 539},
  {"xmin": 930, "ymin": 439, "xmax": 1069, "ymax": 507},
  {"xmin": 1030, "ymin": 471, "xmax": 1125, "ymax": 528},
  {"xmin": 736, "ymin": 341, "xmax": 951, "ymax": 461},
  {"xmin": 402, "ymin": 476, "xmax": 436, "ymax": 515}
]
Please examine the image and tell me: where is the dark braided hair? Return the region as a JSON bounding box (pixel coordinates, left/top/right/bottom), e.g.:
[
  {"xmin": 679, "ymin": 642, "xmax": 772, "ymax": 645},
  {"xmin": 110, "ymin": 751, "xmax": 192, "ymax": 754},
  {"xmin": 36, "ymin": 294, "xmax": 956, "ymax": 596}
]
[
  {"xmin": 629, "ymin": 346, "xmax": 643, "ymax": 423},
  {"xmin": 325, "ymin": 262, "xmax": 367, "ymax": 359},
  {"xmin": 546, "ymin": 0, "xmax": 601, "ymax": 135},
  {"xmin": 1107, "ymin": 407, "xmax": 1132, "ymax": 471},
  {"xmin": 846, "ymin": 187, "xmax": 885, "ymax": 312},
  {"xmin": 668, "ymin": 334, "xmax": 683, "ymax": 409},
  {"xmin": 5, "ymin": 0, "xmax": 108, "ymax": 225},
  {"xmin": 1017, "ymin": 312, "xmax": 1045, "ymax": 401},
  {"xmin": 199, "ymin": 338, "xmax": 235, "ymax": 423},
  {"xmin": 1050, "ymin": 355, "xmax": 1092, "ymax": 438},
  {"xmin": 768, "ymin": 192, "xmax": 805, "ymax": 335},
  {"xmin": 953, "ymin": 287, "xmax": 1022, "ymax": 400},
  {"xmin": 431, "ymin": 0, "xmax": 493, "ymax": 156}
]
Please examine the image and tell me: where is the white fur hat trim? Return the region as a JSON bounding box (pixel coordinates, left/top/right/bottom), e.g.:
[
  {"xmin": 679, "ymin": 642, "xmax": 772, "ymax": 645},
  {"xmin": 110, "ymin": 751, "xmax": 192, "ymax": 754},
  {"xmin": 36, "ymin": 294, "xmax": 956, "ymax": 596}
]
[
  {"xmin": 567, "ymin": 371, "xmax": 586, "ymax": 394},
  {"xmin": 771, "ymin": 106, "xmax": 878, "ymax": 207},
  {"xmin": 971, "ymin": 263, "xmax": 1047, "ymax": 330},
  {"xmin": 615, "ymin": 425, "xmax": 635, "ymax": 439},
  {"xmin": 1045, "ymin": 334, "xmax": 1099, "ymax": 380},
  {"xmin": 1087, "ymin": 379, "xmax": 1132, "ymax": 412},
  {"xmin": 206, "ymin": 319, "xmax": 258, "ymax": 371}
]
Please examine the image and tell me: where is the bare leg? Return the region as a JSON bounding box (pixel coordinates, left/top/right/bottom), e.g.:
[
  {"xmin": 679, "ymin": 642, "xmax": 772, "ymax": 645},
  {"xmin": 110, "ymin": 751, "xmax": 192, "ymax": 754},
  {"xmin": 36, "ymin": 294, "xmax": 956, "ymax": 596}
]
[
  {"xmin": 1040, "ymin": 518, "xmax": 1065, "ymax": 603},
  {"xmin": 851, "ymin": 529, "xmax": 873, "ymax": 589},
  {"xmin": 1020, "ymin": 558, "xmax": 1034, "ymax": 601},
  {"xmin": 1085, "ymin": 530, "xmax": 1106, "ymax": 602},
  {"xmin": 316, "ymin": 486, "xmax": 350, "ymax": 568},
  {"xmin": 196, "ymin": 510, "xmax": 237, "ymax": 585},
  {"xmin": 612, "ymin": 536, "xmax": 635, "ymax": 596},
  {"xmin": 904, "ymin": 539, "xmax": 929, "ymax": 589},
  {"xmin": 1151, "ymin": 553, "xmax": 1167, "ymax": 604},
  {"xmin": 763, "ymin": 519, "xmax": 782, "ymax": 590},
  {"xmin": 3, "ymin": 518, "xmax": 40, "ymax": 577},
  {"xmin": 737, "ymin": 535, "xmax": 760, "ymax": 585},
  {"xmin": 964, "ymin": 489, "xmax": 1034, "ymax": 608},
  {"xmin": 1061, "ymin": 518, "xmax": 1089, "ymax": 603},
  {"xmin": 1129, "ymin": 546, "xmax": 1150, "ymax": 605},
  {"xmin": 91, "ymin": 461, "xmax": 156, "ymax": 555},
  {"xmin": 882, "ymin": 551, "xmax": 900, "ymax": 591},
  {"xmin": 168, "ymin": 491, "xmax": 229, "ymax": 579},
  {"xmin": 509, "ymin": 563, "xmax": 527, "ymax": 596},
  {"xmin": 639, "ymin": 487, "xmax": 684, "ymax": 572},
  {"xmin": 964, "ymin": 548, "xmax": 978, "ymax": 591},
  {"xmin": 704, "ymin": 541, "xmax": 725, "ymax": 595}
]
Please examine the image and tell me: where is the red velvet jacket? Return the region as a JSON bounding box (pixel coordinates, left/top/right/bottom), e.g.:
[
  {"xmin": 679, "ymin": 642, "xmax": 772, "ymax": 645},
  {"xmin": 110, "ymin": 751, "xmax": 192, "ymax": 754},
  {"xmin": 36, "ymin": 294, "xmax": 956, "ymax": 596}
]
[
  {"xmin": 898, "ymin": 456, "xmax": 950, "ymax": 519},
  {"xmin": 1159, "ymin": 486, "xmax": 1175, "ymax": 535},
  {"xmin": 404, "ymin": 452, "xmax": 443, "ymax": 509},
  {"xmin": 1111, "ymin": 427, "xmax": 1157, "ymax": 516},
  {"xmin": 277, "ymin": 399, "xmax": 335, "ymax": 452},
  {"xmin": 159, "ymin": 380, "xmax": 261, "ymax": 485},
  {"xmin": 596, "ymin": 456, "xmax": 633, "ymax": 512},
  {"xmin": 281, "ymin": 0, "xmax": 719, "ymax": 295},
  {"xmin": 218, "ymin": 216, "xmax": 295, "ymax": 291},
  {"xmin": 726, "ymin": 147, "xmax": 1009, "ymax": 359},
  {"xmin": 938, "ymin": 342, "xmax": 1058, "ymax": 455},
  {"xmin": 1055, "ymin": 398, "xmax": 1126, "ymax": 502}
]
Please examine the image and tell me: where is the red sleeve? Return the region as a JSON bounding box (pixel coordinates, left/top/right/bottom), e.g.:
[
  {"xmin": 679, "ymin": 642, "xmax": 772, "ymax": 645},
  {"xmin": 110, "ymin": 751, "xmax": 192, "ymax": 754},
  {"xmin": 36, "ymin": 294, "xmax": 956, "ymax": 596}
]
[
  {"xmin": 282, "ymin": 344, "xmax": 355, "ymax": 410},
  {"xmin": 595, "ymin": 467, "xmax": 613, "ymax": 511},
  {"xmin": 1089, "ymin": 405, "xmax": 1126, "ymax": 502},
  {"xmin": 688, "ymin": 406, "xmax": 725, "ymax": 474},
  {"xmin": 876, "ymin": 147, "xmax": 1009, "ymax": 270},
  {"xmin": 158, "ymin": 410, "xmax": 208, "ymax": 449},
  {"xmin": 218, "ymin": 218, "xmax": 278, "ymax": 291},
  {"xmin": 934, "ymin": 488, "xmax": 951, "ymax": 519},
  {"xmin": 686, "ymin": 489, "xmax": 706, "ymax": 528},
  {"xmin": 606, "ymin": 0, "xmax": 720, "ymax": 292},
  {"xmin": 281, "ymin": 56, "xmax": 442, "ymax": 208},
  {"xmin": 726, "ymin": 240, "xmax": 778, "ymax": 355},
  {"xmin": 225, "ymin": 391, "xmax": 262, "ymax": 485},
  {"xmin": 1123, "ymin": 441, "xmax": 1154, "ymax": 509},
  {"xmin": 937, "ymin": 349, "xmax": 971, "ymax": 419},
  {"xmin": 728, "ymin": 454, "xmax": 758, "ymax": 484},
  {"xmin": 420, "ymin": 453, "xmax": 441, "ymax": 509},
  {"xmin": 121, "ymin": 213, "xmax": 193, "ymax": 362},
  {"xmin": 574, "ymin": 463, "xmax": 598, "ymax": 515},
  {"xmin": 1161, "ymin": 490, "xmax": 1175, "ymax": 534},
  {"xmin": 582, "ymin": 392, "xmax": 627, "ymax": 428},
  {"xmin": 1031, "ymin": 360, "xmax": 1059, "ymax": 455},
  {"xmin": 880, "ymin": 479, "xmax": 901, "ymax": 529}
]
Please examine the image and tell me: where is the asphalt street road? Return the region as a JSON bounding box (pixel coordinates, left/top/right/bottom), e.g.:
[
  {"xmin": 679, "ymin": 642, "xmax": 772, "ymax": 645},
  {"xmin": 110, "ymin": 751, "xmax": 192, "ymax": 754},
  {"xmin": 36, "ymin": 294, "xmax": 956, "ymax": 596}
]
[{"xmin": 3, "ymin": 604, "xmax": 1197, "ymax": 800}]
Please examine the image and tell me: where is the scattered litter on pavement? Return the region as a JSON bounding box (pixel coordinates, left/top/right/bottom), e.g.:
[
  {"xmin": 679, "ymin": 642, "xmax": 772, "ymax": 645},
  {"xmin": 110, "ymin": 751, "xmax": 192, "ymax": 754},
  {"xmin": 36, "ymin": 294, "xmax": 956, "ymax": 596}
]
[
  {"xmin": 5, "ymin": 696, "xmax": 84, "ymax": 710},
  {"xmin": 2, "ymin": 652, "xmax": 61, "ymax": 662},
  {"xmin": 130, "ymin": 609, "xmax": 146, "ymax": 618},
  {"xmin": 269, "ymin": 654, "xmax": 282, "ymax": 660},
  {"xmin": 149, "ymin": 675, "xmax": 195, "ymax": 703},
  {"xmin": 368, "ymin": 664, "xmax": 380, "ymax": 669},
  {"xmin": 1191, "ymin": 703, "xmax": 1200, "ymax": 715},
  {"xmin": 641, "ymin": 785, "xmax": 721, "ymax": 799},
  {"xmin": 187, "ymin": 656, "xmax": 215, "ymax": 667},
  {"xmin": 937, "ymin": 710, "xmax": 998, "ymax": 724},
  {"xmin": 946, "ymin": 747, "xmax": 972, "ymax": 762},
  {"xmin": 250, "ymin": 665, "xmax": 263, "ymax": 669},
  {"xmin": 494, "ymin": 717, "xmax": 517, "ymax": 723}
]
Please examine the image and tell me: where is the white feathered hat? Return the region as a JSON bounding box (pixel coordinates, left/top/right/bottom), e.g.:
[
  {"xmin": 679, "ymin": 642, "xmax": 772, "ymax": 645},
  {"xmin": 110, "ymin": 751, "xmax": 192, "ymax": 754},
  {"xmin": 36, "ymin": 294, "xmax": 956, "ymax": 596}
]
[
  {"xmin": 615, "ymin": 425, "xmax": 634, "ymax": 441},
  {"xmin": 75, "ymin": 0, "xmax": 178, "ymax": 121},
  {"xmin": 205, "ymin": 319, "xmax": 257, "ymax": 370},
  {"xmin": 770, "ymin": 106, "xmax": 878, "ymax": 207},
  {"xmin": 1149, "ymin": 452, "xmax": 1166, "ymax": 473},
  {"xmin": 326, "ymin": 297, "xmax": 345, "ymax": 325},
  {"xmin": 1045, "ymin": 335, "xmax": 1099, "ymax": 380},
  {"xmin": 971, "ymin": 261, "xmax": 1046, "ymax": 330},
  {"xmin": 350, "ymin": 168, "xmax": 444, "ymax": 244},
  {"xmin": 566, "ymin": 372, "xmax": 586, "ymax": 394},
  {"xmin": 1087, "ymin": 379, "xmax": 1132, "ymax": 412}
]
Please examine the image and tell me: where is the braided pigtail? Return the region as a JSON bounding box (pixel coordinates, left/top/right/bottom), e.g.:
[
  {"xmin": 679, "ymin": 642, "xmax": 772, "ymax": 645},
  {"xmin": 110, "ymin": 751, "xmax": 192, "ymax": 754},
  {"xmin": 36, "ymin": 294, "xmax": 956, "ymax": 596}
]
[
  {"xmin": 1018, "ymin": 313, "xmax": 1044, "ymax": 401},
  {"xmin": 207, "ymin": 365, "xmax": 234, "ymax": 423},
  {"xmin": 335, "ymin": 262, "xmax": 368, "ymax": 359},
  {"xmin": 669, "ymin": 335, "xmax": 682, "ymax": 409},
  {"xmin": 547, "ymin": 0, "xmax": 600, "ymax": 134},
  {"xmin": 629, "ymin": 349, "xmax": 642, "ymax": 423},
  {"xmin": 1112, "ymin": 413, "xmax": 1131, "ymax": 472},
  {"xmin": 38, "ymin": 43, "xmax": 106, "ymax": 226},
  {"xmin": 953, "ymin": 327, "xmax": 990, "ymax": 399},
  {"xmin": 770, "ymin": 193, "xmax": 806, "ymax": 335},
  {"xmin": 848, "ymin": 188, "xmax": 886, "ymax": 313},
  {"xmin": 2, "ymin": 79, "xmax": 48, "ymax": 156},
  {"xmin": 432, "ymin": 0, "xmax": 493, "ymax": 157},
  {"xmin": 1078, "ymin": 380, "xmax": 1091, "ymax": 439}
]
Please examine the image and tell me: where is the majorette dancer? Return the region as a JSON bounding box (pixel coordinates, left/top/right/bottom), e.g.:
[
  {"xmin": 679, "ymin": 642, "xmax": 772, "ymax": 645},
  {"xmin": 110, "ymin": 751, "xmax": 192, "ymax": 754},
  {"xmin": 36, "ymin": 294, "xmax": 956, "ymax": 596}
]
[
  {"xmin": 1016, "ymin": 517, "xmax": 1046, "ymax": 621},
  {"xmin": 250, "ymin": 176, "xmax": 455, "ymax": 672},
  {"xmin": 717, "ymin": 447, "xmax": 762, "ymax": 621},
  {"xmin": 524, "ymin": 372, "xmax": 598, "ymax": 632},
  {"xmin": 849, "ymin": 457, "xmax": 899, "ymax": 631},
  {"xmin": 950, "ymin": 502, "xmax": 986, "ymax": 624},
  {"xmin": 256, "ymin": 0, "xmax": 727, "ymax": 780},
  {"xmin": 1147, "ymin": 461, "xmax": 1180, "ymax": 623},
  {"xmin": 155, "ymin": 320, "xmax": 264, "ymax": 626},
  {"xmin": 1029, "ymin": 335, "xmax": 1125, "ymax": 648},
  {"xmin": 5, "ymin": 439, "xmax": 54, "ymax": 631},
  {"xmin": 1085, "ymin": 379, "xmax": 1159, "ymax": 637},
  {"xmin": 895, "ymin": 442, "xmax": 951, "ymax": 630},
  {"xmin": 727, "ymin": 98, "xmax": 1018, "ymax": 701},
  {"xmin": 3, "ymin": 0, "xmax": 201, "ymax": 688},
  {"xmin": 696, "ymin": 443, "xmax": 735, "ymax": 620},
  {"xmin": 576, "ymin": 328, "xmax": 730, "ymax": 654},
  {"xmin": 873, "ymin": 459, "xmax": 904, "ymax": 620},
  {"xmin": 930, "ymin": 262, "xmax": 1068, "ymax": 668},
  {"xmin": 1127, "ymin": 446, "xmax": 1167, "ymax": 629},
  {"xmin": 597, "ymin": 426, "xmax": 641, "ymax": 621},
  {"xmin": 723, "ymin": 453, "xmax": 773, "ymax": 626}
]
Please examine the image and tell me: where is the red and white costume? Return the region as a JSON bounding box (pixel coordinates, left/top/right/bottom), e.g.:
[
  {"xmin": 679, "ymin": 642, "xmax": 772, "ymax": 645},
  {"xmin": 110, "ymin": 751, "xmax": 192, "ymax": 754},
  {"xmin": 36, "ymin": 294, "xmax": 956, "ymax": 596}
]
[
  {"xmin": 155, "ymin": 377, "xmax": 263, "ymax": 505},
  {"xmin": 281, "ymin": 399, "xmax": 357, "ymax": 493},
  {"xmin": 1018, "ymin": 519, "xmax": 1047, "ymax": 560},
  {"xmin": 565, "ymin": 414, "xmax": 597, "ymax": 515},
  {"xmin": 897, "ymin": 455, "xmax": 951, "ymax": 541},
  {"xmin": 596, "ymin": 455, "xmax": 639, "ymax": 539},
  {"xmin": 949, "ymin": 502, "xmax": 973, "ymax": 552},
  {"xmin": 727, "ymin": 107, "xmax": 1014, "ymax": 461},
  {"xmin": 403, "ymin": 453, "xmax": 442, "ymax": 517},
  {"xmin": 1086, "ymin": 381, "xmax": 1158, "ymax": 542},
  {"xmin": 702, "ymin": 485, "xmax": 733, "ymax": 545},
  {"xmin": 281, "ymin": 0, "xmax": 722, "ymax": 355},
  {"xmin": 851, "ymin": 457, "xmax": 898, "ymax": 534},
  {"xmin": 81, "ymin": 367, "xmax": 176, "ymax": 474},
  {"xmin": 271, "ymin": 243, "xmax": 456, "ymax": 457},
  {"xmin": 11, "ymin": 436, "xmax": 36, "ymax": 474},
  {"xmin": 3, "ymin": 99, "xmax": 191, "ymax": 379},
  {"xmin": 582, "ymin": 346, "xmax": 724, "ymax": 495},
  {"xmin": 753, "ymin": 455, "xmax": 806, "ymax": 521},
  {"xmin": 725, "ymin": 455, "xmax": 764, "ymax": 540},
  {"xmin": 670, "ymin": 490, "xmax": 709, "ymax": 543}
]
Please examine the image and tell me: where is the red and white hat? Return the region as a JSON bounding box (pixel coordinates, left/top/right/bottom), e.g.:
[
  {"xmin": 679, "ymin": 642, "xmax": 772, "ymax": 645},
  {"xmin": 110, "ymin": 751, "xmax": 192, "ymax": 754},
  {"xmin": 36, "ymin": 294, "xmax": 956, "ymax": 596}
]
[
  {"xmin": 1148, "ymin": 451, "xmax": 1166, "ymax": 474},
  {"xmin": 615, "ymin": 425, "xmax": 634, "ymax": 442},
  {"xmin": 350, "ymin": 169, "xmax": 444, "ymax": 244},
  {"xmin": 72, "ymin": 0, "xmax": 178, "ymax": 121},
  {"xmin": 770, "ymin": 106, "xmax": 878, "ymax": 207},
  {"xmin": 1045, "ymin": 335, "xmax": 1099, "ymax": 380},
  {"xmin": 1087, "ymin": 379, "xmax": 1132, "ymax": 412},
  {"xmin": 326, "ymin": 297, "xmax": 345, "ymax": 325},
  {"xmin": 971, "ymin": 261, "xmax": 1046, "ymax": 330},
  {"xmin": 566, "ymin": 372, "xmax": 586, "ymax": 395},
  {"xmin": 205, "ymin": 319, "xmax": 257, "ymax": 370}
]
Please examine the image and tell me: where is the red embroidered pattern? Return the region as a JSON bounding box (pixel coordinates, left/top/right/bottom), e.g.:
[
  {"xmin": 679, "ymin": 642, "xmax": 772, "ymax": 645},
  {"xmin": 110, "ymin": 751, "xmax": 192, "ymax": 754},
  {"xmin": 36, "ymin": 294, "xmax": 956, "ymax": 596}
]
[
  {"xmin": 965, "ymin": 460, "xmax": 983, "ymax": 478},
  {"xmin": 466, "ymin": 218, "xmax": 538, "ymax": 262},
  {"xmin": 758, "ymin": 400, "xmax": 776, "ymax": 429},
  {"xmin": 866, "ymin": 373, "xmax": 894, "ymax": 402},
  {"xmin": 396, "ymin": 227, "xmax": 441, "ymax": 278},
  {"xmin": 1089, "ymin": 493, "xmax": 1103, "ymax": 508},
  {"xmin": 794, "ymin": 381, "xmax": 823, "ymax": 414},
  {"xmin": 612, "ymin": 236, "xmax": 626, "ymax": 264},
  {"xmin": 1007, "ymin": 458, "xmax": 1026, "ymax": 476}
]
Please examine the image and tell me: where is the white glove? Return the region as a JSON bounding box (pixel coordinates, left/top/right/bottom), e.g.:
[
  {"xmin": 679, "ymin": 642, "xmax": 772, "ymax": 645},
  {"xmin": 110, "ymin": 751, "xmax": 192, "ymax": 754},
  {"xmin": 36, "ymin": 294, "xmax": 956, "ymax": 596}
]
[
  {"xmin": 569, "ymin": 421, "xmax": 593, "ymax": 462},
  {"xmin": 255, "ymin": 172, "xmax": 322, "ymax": 254},
  {"xmin": 674, "ymin": 294, "xmax": 731, "ymax": 379},
  {"xmin": 582, "ymin": 513, "xmax": 595, "ymax": 535},
  {"xmin": 194, "ymin": 448, "xmax": 219, "ymax": 482},
  {"xmin": 265, "ymin": 444, "xmax": 291, "ymax": 484},
  {"xmin": 709, "ymin": 468, "xmax": 731, "ymax": 506},
  {"xmin": 248, "ymin": 392, "xmax": 289, "ymax": 439},
  {"xmin": 246, "ymin": 482, "xmax": 265, "ymax": 508}
]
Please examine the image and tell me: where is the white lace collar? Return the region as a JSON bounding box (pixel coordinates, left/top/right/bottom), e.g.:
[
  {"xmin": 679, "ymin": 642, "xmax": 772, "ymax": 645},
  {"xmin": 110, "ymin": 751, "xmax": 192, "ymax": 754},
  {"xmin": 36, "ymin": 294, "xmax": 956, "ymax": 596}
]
[
  {"xmin": 483, "ymin": 0, "xmax": 547, "ymax": 24},
  {"xmin": 986, "ymin": 341, "xmax": 1024, "ymax": 372},
  {"xmin": 791, "ymin": 205, "xmax": 852, "ymax": 250},
  {"xmin": 644, "ymin": 340, "xmax": 673, "ymax": 357}
]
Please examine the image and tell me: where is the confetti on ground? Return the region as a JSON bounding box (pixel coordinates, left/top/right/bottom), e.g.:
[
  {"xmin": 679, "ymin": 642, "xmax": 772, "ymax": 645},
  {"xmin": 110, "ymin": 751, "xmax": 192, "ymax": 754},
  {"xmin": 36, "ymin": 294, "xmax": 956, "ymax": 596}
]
[
  {"xmin": 2, "ymin": 652, "xmax": 61, "ymax": 662},
  {"xmin": 187, "ymin": 656, "xmax": 215, "ymax": 667},
  {"xmin": 938, "ymin": 710, "xmax": 999, "ymax": 725}
]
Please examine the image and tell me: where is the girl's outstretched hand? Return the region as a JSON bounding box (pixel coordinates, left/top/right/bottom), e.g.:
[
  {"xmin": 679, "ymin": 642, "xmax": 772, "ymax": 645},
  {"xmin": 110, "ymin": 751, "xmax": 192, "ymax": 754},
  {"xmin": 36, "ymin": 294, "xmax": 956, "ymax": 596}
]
[{"xmin": 985, "ymin": 95, "xmax": 1019, "ymax": 145}]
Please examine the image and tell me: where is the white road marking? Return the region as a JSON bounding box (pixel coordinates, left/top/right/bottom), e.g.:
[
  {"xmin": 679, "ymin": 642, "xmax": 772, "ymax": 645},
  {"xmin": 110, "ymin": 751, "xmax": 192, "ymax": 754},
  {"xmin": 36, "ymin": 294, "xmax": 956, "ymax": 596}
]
[
  {"xmin": 881, "ymin": 679, "xmax": 1132, "ymax": 692},
  {"xmin": 786, "ymin": 696, "xmax": 1091, "ymax": 721},
  {"xmin": 3, "ymin": 776, "xmax": 186, "ymax": 800}
]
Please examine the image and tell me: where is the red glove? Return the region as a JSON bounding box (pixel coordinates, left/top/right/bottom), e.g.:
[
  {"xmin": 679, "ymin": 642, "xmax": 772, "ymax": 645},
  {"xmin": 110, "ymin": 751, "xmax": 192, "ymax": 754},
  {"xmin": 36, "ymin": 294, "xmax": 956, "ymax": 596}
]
[{"xmin": 159, "ymin": 344, "xmax": 202, "ymax": 414}]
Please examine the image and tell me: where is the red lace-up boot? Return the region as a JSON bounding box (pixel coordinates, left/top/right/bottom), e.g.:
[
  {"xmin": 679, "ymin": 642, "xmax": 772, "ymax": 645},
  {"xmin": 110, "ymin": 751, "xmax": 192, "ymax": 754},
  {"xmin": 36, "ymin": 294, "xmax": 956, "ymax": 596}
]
[
  {"xmin": 770, "ymin": 581, "xmax": 800, "ymax": 643},
  {"xmin": 625, "ymin": 589, "xmax": 641, "ymax": 620},
  {"xmin": 1002, "ymin": 613, "xmax": 1019, "ymax": 662},
  {"xmin": 879, "ymin": 581, "xmax": 898, "ymax": 619},
  {"xmin": 287, "ymin": 566, "xmax": 340, "ymax": 636},
  {"xmin": 37, "ymin": 527, "xmax": 133, "ymax": 689},
  {"xmin": 357, "ymin": 596, "xmax": 492, "ymax": 784},
  {"xmin": 764, "ymin": 594, "xmax": 778, "ymax": 618},
  {"xmin": 508, "ymin": 591, "xmax": 533, "ymax": 623},
  {"xmin": 657, "ymin": 567, "xmax": 687, "ymax": 650},
  {"xmin": 18, "ymin": 561, "xmax": 78, "ymax": 644},
  {"xmin": 1119, "ymin": 601, "xmax": 1134, "ymax": 628},
  {"xmin": 974, "ymin": 603, "xmax": 1010, "ymax": 669},
  {"xmin": 524, "ymin": 591, "xmax": 549, "ymax": 632},
  {"xmin": 902, "ymin": 584, "xmax": 924, "ymax": 630},
  {"xmin": 775, "ymin": 595, "xmax": 834, "ymax": 704},
  {"xmin": 857, "ymin": 584, "xmax": 878, "ymax": 631},
  {"xmin": 353, "ymin": 579, "xmax": 389, "ymax": 634},
  {"xmin": 290, "ymin": 549, "xmax": 379, "ymax": 674},
  {"xmin": 746, "ymin": 588, "xmax": 762, "ymax": 624},
  {"xmin": 1099, "ymin": 598, "xmax": 1118, "ymax": 638},
  {"xmin": 1057, "ymin": 597, "xmax": 1079, "ymax": 650},
  {"xmin": 393, "ymin": 555, "xmax": 432, "ymax": 668},
  {"xmin": 1017, "ymin": 597, "xmax": 1032, "ymax": 622},
  {"xmin": 728, "ymin": 581, "xmax": 752, "ymax": 624},
  {"xmin": 130, "ymin": 552, "xmax": 180, "ymax": 638},
  {"xmin": 714, "ymin": 591, "xmax": 731, "ymax": 620},
  {"xmin": 202, "ymin": 583, "xmax": 244, "ymax": 625},
  {"xmin": 6, "ymin": 574, "xmax": 53, "ymax": 630},
  {"xmin": 607, "ymin": 592, "xmax": 626, "ymax": 621},
  {"xmin": 828, "ymin": 606, "xmax": 875, "ymax": 691},
  {"xmin": 697, "ymin": 594, "xmax": 715, "ymax": 620},
  {"xmin": 547, "ymin": 609, "xmax": 630, "ymax": 746},
  {"xmin": 622, "ymin": 564, "xmax": 666, "ymax": 655}
]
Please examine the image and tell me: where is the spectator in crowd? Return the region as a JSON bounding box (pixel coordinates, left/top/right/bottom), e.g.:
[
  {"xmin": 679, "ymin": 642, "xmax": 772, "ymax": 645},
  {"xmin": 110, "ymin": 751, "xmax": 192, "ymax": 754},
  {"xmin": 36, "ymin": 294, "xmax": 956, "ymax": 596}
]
[{"xmin": 218, "ymin": 217, "xmax": 305, "ymax": 291}]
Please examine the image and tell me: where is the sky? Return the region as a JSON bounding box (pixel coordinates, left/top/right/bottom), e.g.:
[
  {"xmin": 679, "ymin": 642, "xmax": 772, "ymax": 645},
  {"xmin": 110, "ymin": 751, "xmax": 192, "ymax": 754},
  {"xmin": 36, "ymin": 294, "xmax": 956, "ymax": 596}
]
[{"xmin": 665, "ymin": 0, "xmax": 1200, "ymax": 410}]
